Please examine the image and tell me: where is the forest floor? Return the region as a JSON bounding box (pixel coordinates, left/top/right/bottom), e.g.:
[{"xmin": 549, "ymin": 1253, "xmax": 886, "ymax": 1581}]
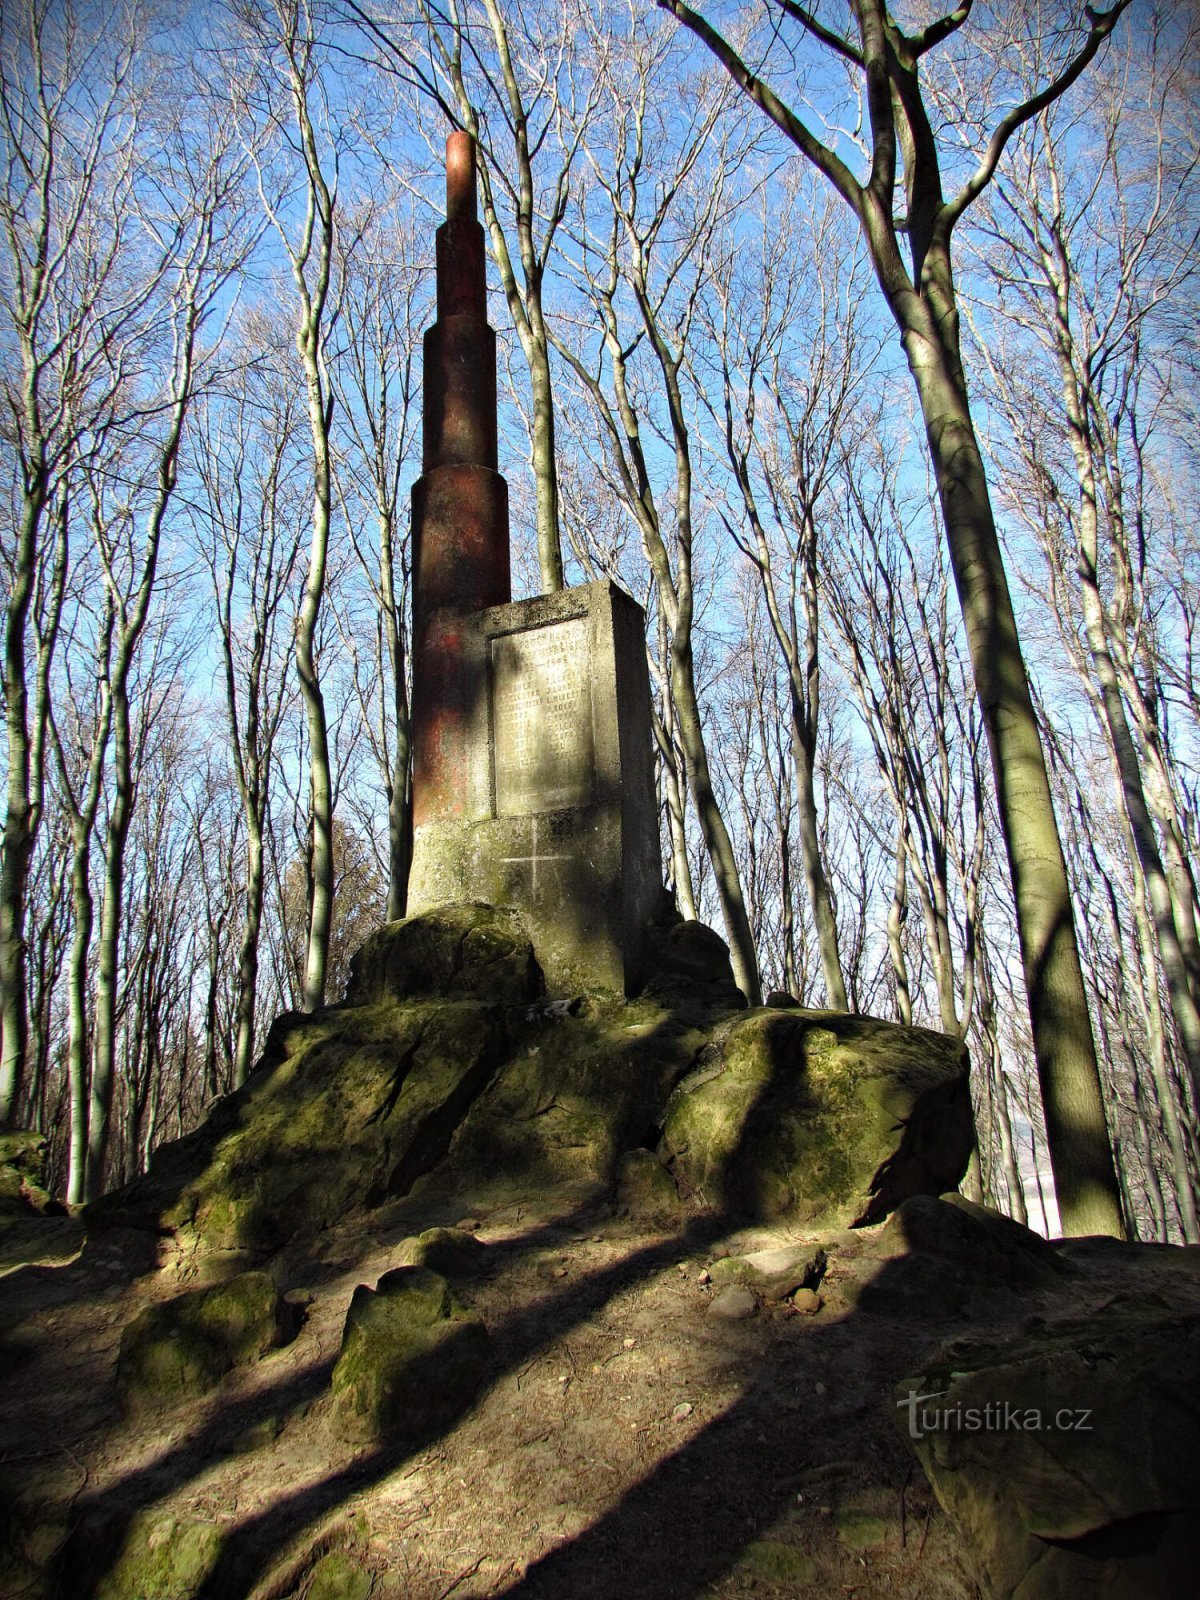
[{"xmin": 5, "ymin": 1180, "xmax": 1198, "ymax": 1600}]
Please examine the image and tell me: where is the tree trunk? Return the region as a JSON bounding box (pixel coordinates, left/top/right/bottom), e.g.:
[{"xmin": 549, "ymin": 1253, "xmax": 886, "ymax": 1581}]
[
  {"xmin": 0, "ymin": 489, "xmax": 44, "ymax": 1126},
  {"xmin": 65, "ymin": 834, "xmax": 94, "ymax": 1205},
  {"xmin": 787, "ymin": 687, "xmax": 847, "ymax": 1009},
  {"xmin": 669, "ymin": 628, "xmax": 762, "ymax": 1005},
  {"xmin": 85, "ymin": 690, "xmax": 133, "ymax": 1199},
  {"xmin": 887, "ymin": 814, "xmax": 912, "ymax": 1026},
  {"xmin": 231, "ymin": 818, "xmax": 263, "ymax": 1089},
  {"xmin": 379, "ymin": 503, "xmax": 411, "ymax": 921},
  {"xmin": 898, "ymin": 286, "xmax": 1122, "ymax": 1237}
]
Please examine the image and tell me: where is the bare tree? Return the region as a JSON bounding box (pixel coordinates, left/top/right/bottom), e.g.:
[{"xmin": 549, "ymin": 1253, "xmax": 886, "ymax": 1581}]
[
  {"xmin": 660, "ymin": 0, "xmax": 1132, "ymax": 1235},
  {"xmin": 190, "ymin": 325, "xmax": 305, "ymax": 1087},
  {"xmin": 0, "ymin": 0, "xmax": 148, "ymax": 1126},
  {"xmin": 330, "ymin": 199, "xmax": 424, "ymax": 919},
  {"xmin": 553, "ymin": 19, "xmax": 763, "ymax": 1001},
  {"xmin": 964, "ymin": 19, "xmax": 1200, "ymax": 1120},
  {"xmin": 697, "ymin": 176, "xmax": 883, "ymax": 1008},
  {"xmin": 230, "ymin": 0, "xmax": 341, "ymax": 1012}
]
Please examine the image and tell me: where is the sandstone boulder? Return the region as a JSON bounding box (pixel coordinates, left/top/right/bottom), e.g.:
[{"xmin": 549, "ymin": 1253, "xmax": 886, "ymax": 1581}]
[
  {"xmin": 839, "ymin": 1194, "xmax": 1068, "ymax": 1318},
  {"xmin": 0, "ymin": 1130, "xmax": 57, "ymax": 1217},
  {"xmin": 897, "ymin": 1306, "xmax": 1200, "ymax": 1598},
  {"xmin": 117, "ymin": 1270, "xmax": 290, "ymax": 1413},
  {"xmin": 661, "ymin": 1010, "xmax": 972, "ymax": 1226},
  {"xmin": 330, "ymin": 1265, "xmax": 490, "ymax": 1444},
  {"xmin": 88, "ymin": 996, "xmax": 507, "ymax": 1252},
  {"xmin": 345, "ymin": 902, "xmax": 543, "ymax": 1007}
]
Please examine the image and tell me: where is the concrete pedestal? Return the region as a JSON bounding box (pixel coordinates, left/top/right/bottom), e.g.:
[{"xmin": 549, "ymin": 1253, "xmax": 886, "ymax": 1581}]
[{"xmin": 408, "ymin": 579, "xmax": 662, "ymax": 995}]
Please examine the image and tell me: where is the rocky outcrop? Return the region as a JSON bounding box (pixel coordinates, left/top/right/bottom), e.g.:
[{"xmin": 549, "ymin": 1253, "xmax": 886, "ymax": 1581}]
[
  {"xmin": 659, "ymin": 1010, "xmax": 973, "ymax": 1227},
  {"xmin": 82, "ymin": 907, "xmax": 976, "ymax": 1263},
  {"xmin": 0, "ymin": 1130, "xmax": 58, "ymax": 1216},
  {"xmin": 117, "ymin": 1270, "xmax": 294, "ymax": 1413},
  {"xmin": 897, "ymin": 1302, "xmax": 1200, "ymax": 1598},
  {"xmin": 345, "ymin": 901, "xmax": 543, "ymax": 1007},
  {"xmin": 88, "ymin": 989, "xmax": 512, "ymax": 1253}
]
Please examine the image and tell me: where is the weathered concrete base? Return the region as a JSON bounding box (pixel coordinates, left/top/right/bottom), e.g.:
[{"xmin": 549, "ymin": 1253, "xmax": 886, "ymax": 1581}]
[
  {"xmin": 408, "ymin": 579, "xmax": 662, "ymax": 995},
  {"xmin": 410, "ymin": 808, "xmax": 633, "ymax": 994}
]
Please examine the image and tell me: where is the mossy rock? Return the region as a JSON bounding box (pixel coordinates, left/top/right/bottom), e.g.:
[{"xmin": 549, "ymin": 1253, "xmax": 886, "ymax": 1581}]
[
  {"xmin": 733, "ymin": 1539, "xmax": 817, "ymax": 1585},
  {"xmin": 0, "ymin": 1130, "xmax": 56, "ymax": 1216},
  {"xmin": 346, "ymin": 903, "xmax": 543, "ymax": 1006},
  {"xmin": 840, "ymin": 1194, "xmax": 1068, "ymax": 1319},
  {"xmin": 117, "ymin": 1270, "xmax": 289, "ymax": 1413},
  {"xmin": 90, "ymin": 998, "xmax": 507, "ymax": 1252},
  {"xmin": 641, "ymin": 917, "xmax": 747, "ymax": 1011},
  {"xmin": 91, "ymin": 1511, "xmax": 224, "ymax": 1600},
  {"xmin": 394, "ymin": 1226, "xmax": 488, "ymax": 1277},
  {"xmin": 305, "ymin": 1549, "xmax": 373, "ymax": 1600},
  {"xmin": 897, "ymin": 1307, "xmax": 1200, "ymax": 1598},
  {"xmin": 708, "ymin": 1244, "xmax": 826, "ymax": 1301},
  {"xmin": 835, "ymin": 1510, "xmax": 890, "ymax": 1549},
  {"xmin": 442, "ymin": 995, "xmax": 705, "ymax": 1192},
  {"xmin": 330, "ymin": 1265, "xmax": 490, "ymax": 1444},
  {"xmin": 614, "ymin": 1148, "xmax": 683, "ymax": 1219},
  {"xmin": 661, "ymin": 1009, "xmax": 972, "ymax": 1226}
]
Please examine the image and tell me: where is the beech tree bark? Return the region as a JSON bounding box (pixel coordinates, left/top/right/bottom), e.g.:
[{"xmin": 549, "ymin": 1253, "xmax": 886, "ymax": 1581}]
[{"xmin": 660, "ymin": 0, "xmax": 1130, "ymax": 1236}]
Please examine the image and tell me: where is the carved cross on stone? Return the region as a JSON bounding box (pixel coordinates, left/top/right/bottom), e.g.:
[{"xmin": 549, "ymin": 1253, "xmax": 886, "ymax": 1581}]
[{"xmin": 499, "ymin": 817, "xmax": 574, "ymax": 904}]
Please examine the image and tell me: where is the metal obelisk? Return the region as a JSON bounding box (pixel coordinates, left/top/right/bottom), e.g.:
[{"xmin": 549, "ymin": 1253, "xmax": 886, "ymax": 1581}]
[{"xmin": 410, "ymin": 131, "xmax": 511, "ymax": 826}]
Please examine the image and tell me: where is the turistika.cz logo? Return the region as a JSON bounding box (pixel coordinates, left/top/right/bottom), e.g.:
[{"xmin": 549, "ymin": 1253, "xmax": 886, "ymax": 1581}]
[{"xmin": 896, "ymin": 1387, "xmax": 1094, "ymax": 1441}]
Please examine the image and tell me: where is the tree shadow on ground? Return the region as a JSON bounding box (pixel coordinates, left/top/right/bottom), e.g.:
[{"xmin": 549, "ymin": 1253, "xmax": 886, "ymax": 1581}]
[{"xmin": 18, "ymin": 1000, "xmax": 983, "ymax": 1600}]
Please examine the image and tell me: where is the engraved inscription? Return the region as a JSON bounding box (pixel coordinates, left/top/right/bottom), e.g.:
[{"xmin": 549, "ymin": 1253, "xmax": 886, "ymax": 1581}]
[{"xmin": 493, "ymin": 618, "xmax": 594, "ymax": 816}]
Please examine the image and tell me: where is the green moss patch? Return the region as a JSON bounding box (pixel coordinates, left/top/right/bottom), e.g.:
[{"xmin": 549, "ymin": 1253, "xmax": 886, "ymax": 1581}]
[
  {"xmin": 330, "ymin": 1265, "xmax": 490, "ymax": 1444},
  {"xmin": 662, "ymin": 1009, "xmax": 971, "ymax": 1226},
  {"xmin": 117, "ymin": 1270, "xmax": 288, "ymax": 1413},
  {"xmin": 92, "ymin": 1512, "xmax": 224, "ymax": 1600}
]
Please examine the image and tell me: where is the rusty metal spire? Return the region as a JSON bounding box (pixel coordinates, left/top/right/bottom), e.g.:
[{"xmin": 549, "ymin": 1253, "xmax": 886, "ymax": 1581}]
[{"xmin": 410, "ymin": 132, "xmax": 511, "ymax": 825}]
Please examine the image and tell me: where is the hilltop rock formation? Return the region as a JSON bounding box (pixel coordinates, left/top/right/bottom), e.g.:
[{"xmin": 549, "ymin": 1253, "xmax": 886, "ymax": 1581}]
[{"xmin": 85, "ymin": 904, "xmax": 973, "ymax": 1263}]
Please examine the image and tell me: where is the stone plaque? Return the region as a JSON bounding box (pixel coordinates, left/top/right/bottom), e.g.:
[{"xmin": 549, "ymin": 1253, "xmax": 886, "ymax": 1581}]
[{"xmin": 492, "ymin": 617, "xmax": 594, "ymax": 816}]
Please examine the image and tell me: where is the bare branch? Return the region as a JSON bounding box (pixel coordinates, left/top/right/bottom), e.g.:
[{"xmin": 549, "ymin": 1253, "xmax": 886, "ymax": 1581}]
[{"xmin": 943, "ymin": 0, "xmax": 1134, "ymax": 229}]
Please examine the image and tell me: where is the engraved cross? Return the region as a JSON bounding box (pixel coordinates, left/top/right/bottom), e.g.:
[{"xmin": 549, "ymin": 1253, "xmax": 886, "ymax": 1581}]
[{"xmin": 499, "ymin": 817, "xmax": 572, "ymax": 901}]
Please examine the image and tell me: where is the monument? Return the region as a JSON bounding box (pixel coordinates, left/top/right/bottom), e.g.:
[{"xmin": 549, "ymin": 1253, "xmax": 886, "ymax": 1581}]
[{"xmin": 407, "ymin": 132, "xmax": 663, "ymax": 995}]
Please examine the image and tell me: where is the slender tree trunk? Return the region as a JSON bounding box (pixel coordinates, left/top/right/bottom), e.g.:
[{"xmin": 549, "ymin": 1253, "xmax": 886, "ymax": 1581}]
[
  {"xmin": 991, "ymin": 1055, "xmax": 1028, "ymax": 1227},
  {"xmin": 1120, "ymin": 809, "xmax": 1200, "ymax": 1240},
  {"xmin": 897, "ymin": 291, "xmax": 1122, "ymax": 1236},
  {"xmin": 526, "ymin": 309, "xmax": 564, "ymax": 593},
  {"xmin": 379, "ymin": 503, "xmax": 411, "ymax": 920},
  {"xmin": 65, "ymin": 836, "xmax": 94, "ymax": 1205},
  {"xmin": 652, "ymin": 616, "xmax": 698, "ymax": 921},
  {"xmin": 233, "ymin": 825, "xmax": 265, "ymax": 1089},
  {"xmin": 1055, "ymin": 348, "xmax": 1200, "ymax": 1109},
  {"xmin": 887, "ymin": 813, "xmax": 912, "ymax": 1026},
  {"xmin": 788, "ymin": 693, "xmax": 846, "ymax": 1009},
  {"xmin": 670, "ymin": 629, "xmax": 762, "ymax": 1005},
  {"xmin": 0, "ymin": 487, "xmax": 45, "ymax": 1126},
  {"xmin": 85, "ymin": 688, "xmax": 136, "ymax": 1199},
  {"xmin": 284, "ymin": 33, "xmax": 337, "ymax": 1015}
]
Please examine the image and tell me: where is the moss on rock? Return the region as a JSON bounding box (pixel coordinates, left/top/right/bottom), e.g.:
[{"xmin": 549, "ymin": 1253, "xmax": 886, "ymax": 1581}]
[
  {"xmin": 90, "ymin": 995, "xmax": 507, "ymax": 1253},
  {"xmin": 0, "ymin": 1130, "xmax": 57, "ymax": 1216},
  {"xmin": 394, "ymin": 1225, "xmax": 488, "ymax": 1277},
  {"xmin": 330, "ymin": 1265, "xmax": 490, "ymax": 1444},
  {"xmin": 898, "ymin": 1306, "xmax": 1200, "ymax": 1598},
  {"xmin": 305, "ymin": 1549, "xmax": 373, "ymax": 1600},
  {"xmin": 661, "ymin": 1009, "xmax": 972, "ymax": 1227},
  {"xmin": 91, "ymin": 1511, "xmax": 224, "ymax": 1600},
  {"xmin": 346, "ymin": 902, "xmax": 543, "ymax": 1006},
  {"xmin": 733, "ymin": 1539, "xmax": 817, "ymax": 1585},
  {"xmin": 117, "ymin": 1270, "xmax": 288, "ymax": 1413}
]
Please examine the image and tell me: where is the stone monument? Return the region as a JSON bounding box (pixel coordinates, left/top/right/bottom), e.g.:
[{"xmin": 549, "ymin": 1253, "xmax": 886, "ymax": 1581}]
[{"xmin": 407, "ymin": 133, "xmax": 662, "ymax": 995}]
